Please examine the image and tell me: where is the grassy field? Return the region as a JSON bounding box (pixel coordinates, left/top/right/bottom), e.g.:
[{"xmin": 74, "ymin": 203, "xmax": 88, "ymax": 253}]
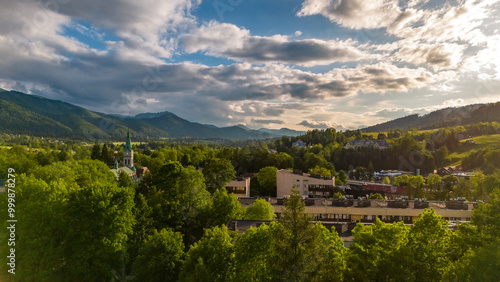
[
  {"xmin": 112, "ymin": 142, "xmax": 143, "ymax": 146},
  {"xmin": 448, "ymin": 134, "xmax": 500, "ymax": 165},
  {"xmin": 0, "ymin": 146, "xmax": 12, "ymax": 149}
]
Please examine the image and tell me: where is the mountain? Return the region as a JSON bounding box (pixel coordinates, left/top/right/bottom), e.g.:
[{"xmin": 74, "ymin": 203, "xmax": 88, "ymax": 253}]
[
  {"xmin": 361, "ymin": 103, "xmax": 497, "ymax": 132},
  {"xmin": 258, "ymin": 127, "xmax": 305, "ymax": 136},
  {"xmin": 0, "ymin": 89, "xmax": 302, "ymax": 140}
]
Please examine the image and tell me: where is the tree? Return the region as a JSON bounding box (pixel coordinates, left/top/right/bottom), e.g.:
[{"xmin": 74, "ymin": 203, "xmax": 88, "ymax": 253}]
[
  {"xmin": 243, "ymin": 199, "xmax": 275, "ymax": 220},
  {"xmin": 132, "ymin": 229, "xmax": 185, "ymax": 282},
  {"xmin": 270, "ymin": 188, "xmax": 318, "ymax": 281},
  {"xmin": 427, "ymin": 173, "xmax": 442, "ymax": 200},
  {"xmin": 12, "ymin": 172, "xmax": 135, "ymax": 281},
  {"xmin": 90, "ymin": 142, "xmax": 101, "ymax": 160},
  {"xmin": 179, "ymin": 226, "xmax": 236, "ymax": 282},
  {"xmin": 337, "ymin": 170, "xmax": 348, "ymax": 185},
  {"xmin": 471, "ymin": 189, "xmax": 500, "ymax": 240},
  {"xmin": 312, "ymin": 223, "xmax": 346, "ymax": 282},
  {"xmin": 203, "ymin": 157, "xmax": 236, "ymax": 193},
  {"xmin": 369, "ymin": 193, "xmax": 384, "ymax": 200},
  {"xmin": 256, "ymin": 166, "xmax": 278, "ymax": 196},
  {"xmin": 345, "ymin": 220, "xmax": 409, "ymax": 281},
  {"xmin": 382, "ymin": 176, "xmax": 391, "ymax": 185},
  {"xmin": 149, "ymin": 161, "xmax": 209, "ymax": 232},
  {"xmin": 208, "ymin": 188, "xmax": 243, "ymax": 227},
  {"xmin": 118, "ymin": 170, "xmax": 134, "ymax": 188},
  {"xmin": 234, "ymin": 224, "xmax": 274, "ymax": 281},
  {"xmin": 404, "ymin": 208, "xmax": 452, "ymax": 281},
  {"xmin": 310, "ymin": 165, "xmax": 332, "ymax": 178},
  {"xmin": 101, "ymin": 143, "xmax": 114, "ymax": 165},
  {"xmin": 470, "ymin": 170, "xmax": 486, "ymax": 200}
]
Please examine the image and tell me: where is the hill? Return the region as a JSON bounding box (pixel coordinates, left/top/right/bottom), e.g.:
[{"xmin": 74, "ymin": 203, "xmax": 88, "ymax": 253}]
[
  {"xmin": 0, "ymin": 89, "xmax": 303, "ymax": 140},
  {"xmin": 362, "ymin": 103, "xmax": 494, "ymax": 132}
]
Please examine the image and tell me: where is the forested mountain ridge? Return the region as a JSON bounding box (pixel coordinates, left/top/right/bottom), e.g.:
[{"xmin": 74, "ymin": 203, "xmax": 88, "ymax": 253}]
[
  {"xmin": 362, "ymin": 103, "xmax": 499, "ymax": 132},
  {"xmin": 0, "ymin": 89, "xmax": 303, "ymax": 140}
]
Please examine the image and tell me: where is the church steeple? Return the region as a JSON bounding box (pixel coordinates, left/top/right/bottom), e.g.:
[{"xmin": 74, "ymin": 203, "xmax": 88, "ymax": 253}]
[
  {"xmin": 124, "ymin": 128, "xmax": 132, "ymax": 152},
  {"xmin": 123, "ymin": 128, "xmax": 134, "ymax": 168}
]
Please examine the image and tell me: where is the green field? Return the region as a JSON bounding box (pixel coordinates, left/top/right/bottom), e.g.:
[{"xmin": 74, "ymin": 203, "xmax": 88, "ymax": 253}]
[
  {"xmin": 448, "ymin": 134, "xmax": 500, "ymax": 165},
  {"xmin": 0, "ymin": 145, "xmax": 12, "ymax": 149}
]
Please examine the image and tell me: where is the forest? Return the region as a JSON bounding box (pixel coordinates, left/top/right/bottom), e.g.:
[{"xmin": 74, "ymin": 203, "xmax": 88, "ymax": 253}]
[{"xmin": 1, "ymin": 124, "xmax": 500, "ymax": 281}]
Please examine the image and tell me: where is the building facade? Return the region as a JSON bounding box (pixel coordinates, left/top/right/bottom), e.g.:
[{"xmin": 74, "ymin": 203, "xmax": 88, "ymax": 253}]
[
  {"xmin": 277, "ymin": 169, "xmax": 335, "ymax": 198},
  {"xmin": 123, "ymin": 129, "xmax": 134, "ymax": 169},
  {"xmin": 226, "ymin": 177, "xmax": 251, "ymax": 197}
]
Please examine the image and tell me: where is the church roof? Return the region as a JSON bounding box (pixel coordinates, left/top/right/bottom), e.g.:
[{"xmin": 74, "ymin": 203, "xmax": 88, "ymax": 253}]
[
  {"xmin": 124, "ymin": 128, "xmax": 132, "ymax": 151},
  {"xmin": 110, "ymin": 166, "xmax": 135, "ymax": 178}
]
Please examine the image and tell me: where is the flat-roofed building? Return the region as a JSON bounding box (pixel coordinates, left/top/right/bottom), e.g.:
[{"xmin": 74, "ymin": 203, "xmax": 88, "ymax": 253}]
[
  {"xmin": 226, "ymin": 177, "xmax": 251, "ymax": 197},
  {"xmin": 277, "ymin": 169, "xmax": 335, "ymax": 198},
  {"xmin": 268, "ymin": 198, "xmax": 474, "ymax": 225}
]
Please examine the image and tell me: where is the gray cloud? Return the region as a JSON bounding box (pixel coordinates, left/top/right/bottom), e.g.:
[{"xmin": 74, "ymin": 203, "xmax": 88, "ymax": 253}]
[{"xmin": 180, "ymin": 21, "xmax": 368, "ymax": 66}]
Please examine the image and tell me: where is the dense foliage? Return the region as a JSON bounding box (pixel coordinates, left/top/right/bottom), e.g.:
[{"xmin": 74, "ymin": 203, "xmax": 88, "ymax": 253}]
[{"xmin": 1, "ymin": 132, "xmax": 500, "ymax": 281}]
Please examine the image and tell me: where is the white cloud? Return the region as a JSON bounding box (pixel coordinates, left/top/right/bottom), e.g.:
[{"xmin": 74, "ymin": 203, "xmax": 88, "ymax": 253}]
[
  {"xmin": 180, "ymin": 21, "xmax": 369, "ymax": 66},
  {"xmin": 297, "ymin": 0, "xmax": 401, "ymax": 29}
]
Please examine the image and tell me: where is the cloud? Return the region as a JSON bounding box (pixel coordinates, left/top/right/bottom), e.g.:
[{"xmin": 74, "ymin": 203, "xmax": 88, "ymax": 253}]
[
  {"xmin": 180, "ymin": 21, "xmax": 369, "ymax": 66},
  {"xmin": 393, "ymin": 43, "xmax": 466, "ymax": 70},
  {"xmin": 297, "ymin": 0, "xmax": 401, "ymax": 29},
  {"xmin": 298, "ymin": 120, "xmax": 344, "ymax": 130},
  {"xmin": 56, "ymin": 0, "xmax": 201, "ymax": 58}
]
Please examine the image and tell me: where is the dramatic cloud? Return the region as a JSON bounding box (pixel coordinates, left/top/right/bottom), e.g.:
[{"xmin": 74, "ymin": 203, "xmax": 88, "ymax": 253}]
[
  {"xmin": 0, "ymin": 0, "xmax": 498, "ymax": 130},
  {"xmin": 297, "ymin": 0, "xmax": 401, "ymax": 29},
  {"xmin": 180, "ymin": 21, "xmax": 368, "ymax": 66}
]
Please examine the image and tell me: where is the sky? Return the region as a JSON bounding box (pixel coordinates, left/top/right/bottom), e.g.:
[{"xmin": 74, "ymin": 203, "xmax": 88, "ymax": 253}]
[{"xmin": 0, "ymin": 0, "xmax": 500, "ymax": 131}]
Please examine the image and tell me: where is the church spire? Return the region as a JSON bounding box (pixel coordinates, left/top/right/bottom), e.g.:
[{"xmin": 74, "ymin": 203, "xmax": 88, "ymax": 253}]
[{"xmin": 124, "ymin": 128, "xmax": 132, "ymax": 151}]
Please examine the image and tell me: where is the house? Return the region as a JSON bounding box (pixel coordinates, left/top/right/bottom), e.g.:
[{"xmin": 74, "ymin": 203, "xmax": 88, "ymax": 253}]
[{"xmin": 292, "ymin": 139, "xmax": 306, "ymax": 148}]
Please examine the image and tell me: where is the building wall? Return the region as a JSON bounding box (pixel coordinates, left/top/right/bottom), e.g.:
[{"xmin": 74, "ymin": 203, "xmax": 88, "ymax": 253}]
[
  {"xmin": 272, "ymin": 203, "xmax": 473, "ymax": 223},
  {"xmin": 277, "ymin": 169, "xmax": 335, "ymax": 198},
  {"xmin": 124, "ymin": 150, "xmax": 133, "ymax": 168},
  {"xmin": 226, "ymin": 177, "xmax": 251, "ymax": 197}
]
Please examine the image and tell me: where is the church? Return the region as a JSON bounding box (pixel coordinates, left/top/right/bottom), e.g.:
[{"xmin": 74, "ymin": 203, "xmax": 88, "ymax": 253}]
[{"xmin": 110, "ymin": 129, "xmax": 136, "ymax": 180}]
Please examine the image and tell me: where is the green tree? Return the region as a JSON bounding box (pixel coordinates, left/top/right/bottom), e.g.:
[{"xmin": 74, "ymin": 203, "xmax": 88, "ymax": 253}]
[
  {"xmin": 243, "ymin": 199, "xmax": 275, "ymax": 220},
  {"xmin": 118, "ymin": 170, "xmax": 134, "ymax": 188},
  {"xmin": 369, "ymin": 193, "xmax": 384, "ymax": 200},
  {"xmin": 208, "ymin": 188, "xmax": 243, "ymax": 227},
  {"xmin": 470, "ymin": 170, "xmax": 486, "ymax": 200},
  {"xmin": 132, "ymin": 229, "xmax": 185, "ymax": 282},
  {"xmin": 149, "ymin": 161, "xmax": 209, "ymax": 232},
  {"xmin": 337, "ymin": 170, "xmax": 348, "ymax": 185},
  {"xmin": 180, "ymin": 226, "xmax": 236, "ymax": 282},
  {"xmin": 90, "ymin": 142, "xmax": 101, "ymax": 160},
  {"xmin": 127, "ymin": 193, "xmax": 154, "ymax": 266},
  {"xmin": 312, "ymin": 223, "xmax": 346, "ymax": 282},
  {"xmin": 310, "ymin": 165, "xmax": 332, "ymax": 178},
  {"xmin": 404, "ymin": 208, "xmax": 452, "ymax": 281},
  {"xmin": 256, "ymin": 166, "xmax": 278, "ymax": 196},
  {"xmin": 203, "ymin": 157, "xmax": 236, "ymax": 193},
  {"xmin": 382, "ymin": 176, "xmax": 391, "ymax": 185},
  {"xmin": 345, "ymin": 220, "xmax": 409, "ymax": 281},
  {"xmin": 11, "ymin": 172, "xmax": 134, "ymax": 281},
  {"xmin": 270, "ymin": 188, "xmax": 318, "ymax": 281},
  {"xmin": 426, "ymin": 173, "xmax": 442, "ymax": 200},
  {"xmin": 234, "ymin": 224, "xmax": 274, "ymax": 282}
]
